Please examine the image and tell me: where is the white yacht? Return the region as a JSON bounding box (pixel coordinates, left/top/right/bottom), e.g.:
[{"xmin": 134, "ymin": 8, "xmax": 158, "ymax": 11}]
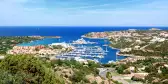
[{"xmin": 72, "ymin": 38, "xmax": 97, "ymax": 44}]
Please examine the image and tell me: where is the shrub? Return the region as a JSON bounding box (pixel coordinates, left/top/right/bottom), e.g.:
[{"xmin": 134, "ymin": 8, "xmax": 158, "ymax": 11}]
[{"xmin": 0, "ymin": 55, "xmax": 64, "ymax": 84}]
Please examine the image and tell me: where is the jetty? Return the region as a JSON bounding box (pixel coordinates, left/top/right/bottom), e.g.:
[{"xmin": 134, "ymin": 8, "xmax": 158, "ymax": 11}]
[{"xmin": 56, "ymin": 46, "xmax": 107, "ymax": 59}]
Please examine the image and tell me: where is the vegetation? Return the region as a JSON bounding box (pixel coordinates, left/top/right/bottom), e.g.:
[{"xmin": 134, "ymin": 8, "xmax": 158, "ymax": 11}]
[
  {"xmin": 105, "ymin": 30, "xmax": 168, "ymax": 58},
  {"xmin": 106, "ymin": 72, "xmax": 112, "ymax": 79},
  {"xmin": 0, "ymin": 36, "xmax": 40, "ymax": 54},
  {"xmin": 2, "ymin": 32, "xmax": 168, "ymax": 84},
  {"xmin": 102, "ymin": 63, "xmax": 116, "ymax": 67},
  {"xmin": 109, "ymin": 37, "xmax": 134, "ymax": 49},
  {"xmin": 115, "ymin": 64, "xmax": 128, "ymax": 74},
  {"xmin": 51, "ymin": 59, "xmax": 100, "ymax": 75},
  {"xmin": 50, "ymin": 59, "xmax": 100, "ymax": 83},
  {"xmin": 52, "ymin": 45, "xmax": 63, "ymax": 49},
  {"xmin": 119, "ymin": 41, "xmax": 168, "ymax": 57},
  {"xmin": 0, "ymin": 36, "xmax": 108, "ymax": 84},
  {"xmin": 113, "ymin": 58, "xmax": 168, "ymax": 84},
  {"xmin": 144, "ymin": 59, "xmax": 168, "ymax": 84},
  {"xmin": 0, "ymin": 55, "xmax": 64, "ymax": 84}
]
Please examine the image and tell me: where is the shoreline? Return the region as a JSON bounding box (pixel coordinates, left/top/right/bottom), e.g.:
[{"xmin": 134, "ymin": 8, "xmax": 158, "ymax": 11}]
[
  {"xmin": 17, "ymin": 35, "xmax": 159, "ymax": 63},
  {"xmin": 81, "ymin": 35, "xmax": 108, "ymax": 39},
  {"xmin": 83, "ymin": 36, "xmax": 161, "ymax": 58},
  {"xmin": 109, "ymin": 46, "xmax": 120, "ymax": 50}
]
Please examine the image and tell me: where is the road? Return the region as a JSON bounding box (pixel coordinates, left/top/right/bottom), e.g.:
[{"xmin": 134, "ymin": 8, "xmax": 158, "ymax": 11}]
[
  {"xmin": 98, "ymin": 68, "xmax": 130, "ymax": 84},
  {"xmin": 98, "ymin": 68, "xmax": 115, "ymax": 78}
]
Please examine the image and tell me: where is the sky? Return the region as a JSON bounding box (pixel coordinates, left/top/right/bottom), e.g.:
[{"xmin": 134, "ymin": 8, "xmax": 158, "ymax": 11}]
[{"xmin": 0, "ymin": 0, "xmax": 168, "ymax": 26}]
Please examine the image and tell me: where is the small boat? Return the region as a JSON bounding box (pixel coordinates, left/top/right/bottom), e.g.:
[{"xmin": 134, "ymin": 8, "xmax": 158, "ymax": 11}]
[
  {"xmin": 116, "ymin": 51, "xmax": 120, "ymax": 56},
  {"xmin": 103, "ymin": 44, "xmax": 108, "ymax": 46},
  {"xmin": 97, "ymin": 55, "xmax": 104, "ymax": 58}
]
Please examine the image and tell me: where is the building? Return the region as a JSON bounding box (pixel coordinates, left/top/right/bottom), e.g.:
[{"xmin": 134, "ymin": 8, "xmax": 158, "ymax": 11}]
[{"xmin": 50, "ymin": 42, "xmax": 71, "ymax": 48}]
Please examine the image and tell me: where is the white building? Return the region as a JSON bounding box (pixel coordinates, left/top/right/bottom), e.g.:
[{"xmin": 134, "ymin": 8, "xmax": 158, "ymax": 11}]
[
  {"xmin": 134, "ymin": 46, "xmax": 140, "ymax": 50},
  {"xmin": 121, "ymin": 48, "xmax": 132, "ymax": 52},
  {"xmin": 150, "ymin": 37, "xmax": 165, "ymax": 43},
  {"xmin": 50, "ymin": 42, "xmax": 71, "ymax": 48},
  {"xmin": 129, "ymin": 66, "xmax": 135, "ymax": 72}
]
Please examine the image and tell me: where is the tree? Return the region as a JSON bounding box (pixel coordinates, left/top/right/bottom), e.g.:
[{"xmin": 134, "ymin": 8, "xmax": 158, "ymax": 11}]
[
  {"xmin": 35, "ymin": 47, "xmax": 40, "ymax": 51},
  {"xmin": 106, "ymin": 72, "xmax": 112, "ymax": 84},
  {"xmin": 71, "ymin": 71, "xmax": 85, "ymax": 83},
  {"xmin": 106, "ymin": 72, "xmax": 112, "ymax": 79},
  {"xmin": 161, "ymin": 67, "xmax": 168, "ymax": 75},
  {"xmin": 161, "ymin": 52, "xmax": 168, "ymax": 59},
  {"xmin": 52, "ymin": 45, "xmax": 63, "ymax": 49},
  {"xmin": 116, "ymin": 65, "xmax": 126, "ymax": 74},
  {"xmin": 0, "ymin": 55, "xmax": 64, "ymax": 84},
  {"xmin": 145, "ymin": 65, "xmax": 156, "ymax": 73}
]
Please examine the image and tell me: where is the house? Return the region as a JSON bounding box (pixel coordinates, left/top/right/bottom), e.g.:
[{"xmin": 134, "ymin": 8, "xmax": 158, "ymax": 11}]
[
  {"xmin": 150, "ymin": 37, "xmax": 165, "ymax": 43},
  {"xmin": 129, "ymin": 66, "xmax": 135, "ymax": 72},
  {"xmin": 135, "ymin": 40, "xmax": 141, "ymax": 43},
  {"xmin": 160, "ymin": 32, "xmax": 168, "ymax": 37},
  {"xmin": 164, "ymin": 64, "xmax": 168, "ymax": 68},
  {"xmin": 120, "ymin": 48, "xmax": 132, "ymax": 52},
  {"xmin": 134, "ymin": 46, "xmax": 140, "ymax": 50}
]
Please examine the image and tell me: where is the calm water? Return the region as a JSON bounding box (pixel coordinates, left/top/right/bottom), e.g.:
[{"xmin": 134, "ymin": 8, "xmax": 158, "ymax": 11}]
[{"xmin": 0, "ymin": 26, "xmax": 168, "ymax": 63}]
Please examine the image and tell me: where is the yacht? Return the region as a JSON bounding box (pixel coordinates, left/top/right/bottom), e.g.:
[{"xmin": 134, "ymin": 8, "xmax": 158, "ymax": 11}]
[{"xmin": 72, "ymin": 38, "xmax": 97, "ymax": 44}]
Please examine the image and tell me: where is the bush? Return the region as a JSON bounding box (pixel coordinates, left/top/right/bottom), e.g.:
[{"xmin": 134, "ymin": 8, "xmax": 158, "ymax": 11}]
[
  {"xmin": 131, "ymin": 76, "xmax": 144, "ymax": 82},
  {"xmin": 70, "ymin": 71, "xmax": 85, "ymax": 83},
  {"xmin": 116, "ymin": 64, "xmax": 127, "ymax": 74},
  {"xmin": 0, "ymin": 55, "xmax": 64, "ymax": 84},
  {"xmin": 123, "ymin": 69, "xmax": 131, "ymax": 74}
]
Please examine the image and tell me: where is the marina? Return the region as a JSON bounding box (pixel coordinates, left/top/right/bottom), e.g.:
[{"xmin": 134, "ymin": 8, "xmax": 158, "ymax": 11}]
[
  {"xmin": 53, "ymin": 38, "xmax": 110, "ymax": 62},
  {"xmin": 56, "ymin": 45, "xmax": 106, "ymax": 60},
  {"xmin": 17, "ymin": 37, "xmax": 127, "ymax": 63}
]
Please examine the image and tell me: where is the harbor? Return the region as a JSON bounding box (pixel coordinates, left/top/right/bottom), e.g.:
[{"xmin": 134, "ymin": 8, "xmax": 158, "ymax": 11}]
[
  {"xmin": 53, "ymin": 38, "xmax": 106, "ymax": 62},
  {"xmin": 14, "ymin": 27, "xmax": 136, "ymax": 64},
  {"xmin": 56, "ymin": 45, "xmax": 106, "ymax": 60},
  {"xmin": 54, "ymin": 38, "xmax": 127, "ymax": 63},
  {"xmin": 17, "ymin": 37, "xmax": 127, "ymax": 63}
]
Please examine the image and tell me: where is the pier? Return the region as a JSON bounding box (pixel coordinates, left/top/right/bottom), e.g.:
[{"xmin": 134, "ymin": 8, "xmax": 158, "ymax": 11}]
[{"xmin": 56, "ymin": 45, "xmax": 107, "ymax": 60}]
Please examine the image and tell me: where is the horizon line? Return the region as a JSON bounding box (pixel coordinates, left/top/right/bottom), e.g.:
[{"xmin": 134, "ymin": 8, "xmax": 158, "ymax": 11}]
[{"xmin": 0, "ymin": 26, "xmax": 168, "ymax": 27}]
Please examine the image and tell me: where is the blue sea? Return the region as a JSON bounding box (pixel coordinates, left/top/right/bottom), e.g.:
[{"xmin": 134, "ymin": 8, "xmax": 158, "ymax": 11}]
[{"xmin": 0, "ymin": 26, "xmax": 168, "ymax": 63}]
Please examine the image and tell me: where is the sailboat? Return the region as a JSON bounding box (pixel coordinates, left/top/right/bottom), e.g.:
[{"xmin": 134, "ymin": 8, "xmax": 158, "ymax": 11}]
[{"xmin": 103, "ymin": 44, "xmax": 109, "ymax": 52}]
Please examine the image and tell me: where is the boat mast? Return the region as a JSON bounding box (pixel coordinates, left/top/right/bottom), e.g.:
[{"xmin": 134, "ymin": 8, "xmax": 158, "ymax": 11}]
[
  {"xmin": 106, "ymin": 45, "xmax": 108, "ymax": 52},
  {"xmin": 104, "ymin": 39, "xmax": 108, "ymax": 52},
  {"xmin": 116, "ymin": 52, "xmax": 117, "ymax": 61}
]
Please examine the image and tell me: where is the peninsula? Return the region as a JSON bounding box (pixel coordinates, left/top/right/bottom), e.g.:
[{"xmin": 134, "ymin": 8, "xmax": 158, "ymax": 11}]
[
  {"xmin": 81, "ymin": 28, "xmax": 168, "ymax": 84},
  {"xmin": 84, "ymin": 28, "xmax": 168, "ymax": 58}
]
